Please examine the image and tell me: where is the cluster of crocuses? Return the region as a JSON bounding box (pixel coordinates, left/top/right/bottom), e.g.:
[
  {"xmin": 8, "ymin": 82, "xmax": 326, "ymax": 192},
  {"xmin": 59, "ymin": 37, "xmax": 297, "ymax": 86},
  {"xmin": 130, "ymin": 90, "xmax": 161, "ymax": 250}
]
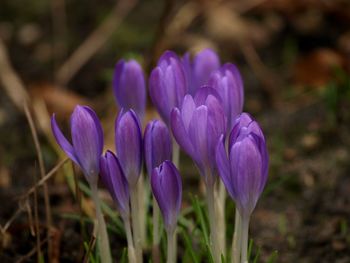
[{"xmin": 51, "ymin": 48, "xmax": 268, "ymax": 263}]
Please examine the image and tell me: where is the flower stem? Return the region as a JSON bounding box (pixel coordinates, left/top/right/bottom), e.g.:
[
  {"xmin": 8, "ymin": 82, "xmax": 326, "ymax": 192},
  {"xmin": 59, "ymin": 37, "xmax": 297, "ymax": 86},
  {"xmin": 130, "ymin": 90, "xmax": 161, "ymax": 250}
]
[
  {"xmin": 124, "ymin": 217, "xmax": 137, "ymax": 263},
  {"xmin": 166, "ymin": 229, "xmax": 177, "ymax": 263},
  {"xmin": 206, "ymin": 182, "xmax": 221, "ymax": 263},
  {"xmin": 231, "ymin": 208, "xmax": 241, "ymax": 263},
  {"xmin": 91, "ymin": 184, "xmax": 112, "ymax": 263},
  {"xmin": 131, "ymin": 186, "xmax": 143, "ymax": 263},
  {"xmin": 152, "ymin": 197, "xmax": 161, "ymax": 245},
  {"xmin": 240, "ymin": 215, "xmax": 250, "ymax": 263},
  {"xmin": 172, "ymin": 136, "xmax": 180, "ymax": 168},
  {"xmin": 137, "ymin": 173, "xmax": 147, "ymax": 247},
  {"xmin": 217, "ymin": 181, "xmax": 226, "ymax": 256}
]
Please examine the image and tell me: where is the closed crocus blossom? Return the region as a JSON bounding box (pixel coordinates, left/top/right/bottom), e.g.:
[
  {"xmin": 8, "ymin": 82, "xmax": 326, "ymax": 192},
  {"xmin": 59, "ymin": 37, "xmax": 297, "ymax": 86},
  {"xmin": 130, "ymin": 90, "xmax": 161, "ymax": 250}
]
[
  {"xmin": 149, "ymin": 50, "xmax": 187, "ymax": 125},
  {"xmin": 216, "ymin": 113, "xmax": 268, "ymax": 217},
  {"xmin": 113, "ymin": 59, "xmax": 146, "ymax": 118},
  {"xmin": 151, "ymin": 160, "xmax": 182, "ymax": 233},
  {"xmin": 144, "ymin": 120, "xmax": 172, "ymax": 177},
  {"xmin": 51, "ymin": 105, "xmax": 112, "ymax": 263},
  {"xmin": 209, "ymin": 63, "xmax": 244, "ymax": 131},
  {"xmin": 100, "ymin": 151, "xmax": 130, "ymax": 219},
  {"xmin": 183, "ymin": 48, "xmax": 220, "ymax": 95},
  {"xmin": 51, "ymin": 105, "xmax": 103, "ymax": 184},
  {"xmin": 115, "ymin": 109, "xmax": 142, "ymax": 187},
  {"xmin": 170, "ymin": 86, "xmax": 226, "ymax": 185}
]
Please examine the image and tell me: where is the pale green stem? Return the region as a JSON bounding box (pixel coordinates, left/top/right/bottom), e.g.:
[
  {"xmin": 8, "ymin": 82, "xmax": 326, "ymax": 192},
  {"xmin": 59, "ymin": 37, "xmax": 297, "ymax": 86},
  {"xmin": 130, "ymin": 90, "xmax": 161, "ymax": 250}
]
[
  {"xmin": 231, "ymin": 208, "xmax": 242, "ymax": 263},
  {"xmin": 166, "ymin": 229, "xmax": 177, "ymax": 263},
  {"xmin": 152, "ymin": 197, "xmax": 161, "ymax": 245},
  {"xmin": 217, "ymin": 181, "xmax": 226, "ymax": 256},
  {"xmin": 131, "ymin": 186, "xmax": 143, "ymax": 263},
  {"xmin": 137, "ymin": 173, "xmax": 147, "ymax": 247},
  {"xmin": 172, "ymin": 137, "xmax": 180, "ymax": 168},
  {"xmin": 240, "ymin": 215, "xmax": 250, "ymax": 263},
  {"xmin": 91, "ymin": 184, "xmax": 112, "ymax": 263},
  {"xmin": 124, "ymin": 217, "xmax": 137, "ymax": 263},
  {"xmin": 206, "ymin": 182, "xmax": 221, "ymax": 263}
]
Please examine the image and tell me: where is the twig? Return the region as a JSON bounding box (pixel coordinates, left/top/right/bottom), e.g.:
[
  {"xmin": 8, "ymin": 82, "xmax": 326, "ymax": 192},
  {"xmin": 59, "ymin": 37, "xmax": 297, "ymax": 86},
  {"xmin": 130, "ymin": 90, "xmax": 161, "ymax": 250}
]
[
  {"xmin": 21, "ymin": 158, "xmax": 69, "ymax": 199},
  {"xmin": 32, "ymin": 164, "xmax": 42, "ymax": 263},
  {"xmin": 0, "ymin": 205, "xmax": 24, "ymax": 234},
  {"xmin": 24, "ymin": 102, "xmax": 53, "ymax": 262},
  {"xmin": 82, "ymin": 229, "xmax": 97, "ymax": 263},
  {"xmin": 55, "ymin": 0, "xmax": 138, "ymax": 85},
  {"xmin": 0, "ymin": 38, "xmax": 29, "ymax": 111},
  {"xmin": 73, "ymin": 163, "xmax": 86, "ymax": 260},
  {"xmin": 15, "ymin": 238, "xmax": 48, "ymax": 263}
]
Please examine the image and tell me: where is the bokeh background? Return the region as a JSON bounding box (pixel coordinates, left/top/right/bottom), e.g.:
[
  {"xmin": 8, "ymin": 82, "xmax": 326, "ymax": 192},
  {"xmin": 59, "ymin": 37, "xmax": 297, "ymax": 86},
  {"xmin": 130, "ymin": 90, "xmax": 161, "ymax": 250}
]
[{"xmin": 0, "ymin": 0, "xmax": 350, "ymax": 262}]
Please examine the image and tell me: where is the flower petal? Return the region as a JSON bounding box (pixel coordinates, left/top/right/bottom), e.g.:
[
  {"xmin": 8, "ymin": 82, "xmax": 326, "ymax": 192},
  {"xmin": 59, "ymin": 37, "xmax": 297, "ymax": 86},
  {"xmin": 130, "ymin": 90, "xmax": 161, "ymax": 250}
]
[
  {"xmin": 51, "ymin": 114, "xmax": 78, "ymax": 164},
  {"xmin": 144, "ymin": 120, "xmax": 172, "ymax": 177},
  {"xmin": 115, "ymin": 109, "xmax": 142, "ymax": 186},
  {"xmin": 170, "ymin": 108, "xmax": 194, "ymax": 157},
  {"xmin": 70, "ymin": 105, "xmax": 103, "ymax": 182}
]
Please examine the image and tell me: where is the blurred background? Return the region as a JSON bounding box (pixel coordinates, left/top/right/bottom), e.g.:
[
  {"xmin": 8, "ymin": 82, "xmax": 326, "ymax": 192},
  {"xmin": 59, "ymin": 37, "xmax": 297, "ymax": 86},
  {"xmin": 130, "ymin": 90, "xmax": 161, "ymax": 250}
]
[{"xmin": 0, "ymin": 0, "xmax": 350, "ymax": 262}]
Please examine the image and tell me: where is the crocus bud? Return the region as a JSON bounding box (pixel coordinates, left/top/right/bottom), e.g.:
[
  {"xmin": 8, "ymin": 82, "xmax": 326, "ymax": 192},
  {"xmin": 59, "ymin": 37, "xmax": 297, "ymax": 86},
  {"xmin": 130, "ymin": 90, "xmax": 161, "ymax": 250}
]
[
  {"xmin": 216, "ymin": 113, "xmax": 268, "ymax": 218},
  {"xmin": 113, "ymin": 59, "xmax": 146, "ymax": 119},
  {"xmin": 209, "ymin": 63, "xmax": 244, "ymax": 131},
  {"xmin": 115, "ymin": 109, "xmax": 142, "ymax": 187},
  {"xmin": 144, "ymin": 120, "xmax": 172, "ymax": 177},
  {"xmin": 183, "ymin": 48, "xmax": 220, "ymax": 95},
  {"xmin": 51, "ymin": 105, "xmax": 103, "ymax": 185},
  {"xmin": 151, "ymin": 160, "xmax": 182, "ymax": 233},
  {"xmin": 171, "ymin": 86, "xmax": 226, "ymax": 186},
  {"xmin": 100, "ymin": 151, "xmax": 130, "ymax": 219},
  {"xmin": 149, "ymin": 50, "xmax": 187, "ymax": 125}
]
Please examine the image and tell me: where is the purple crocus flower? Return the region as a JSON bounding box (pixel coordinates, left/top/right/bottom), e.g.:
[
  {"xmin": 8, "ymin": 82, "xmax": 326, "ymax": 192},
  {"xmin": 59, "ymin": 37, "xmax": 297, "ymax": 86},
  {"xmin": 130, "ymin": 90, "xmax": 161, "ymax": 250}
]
[
  {"xmin": 51, "ymin": 105, "xmax": 103, "ymax": 185},
  {"xmin": 115, "ymin": 109, "xmax": 143, "ymax": 187},
  {"xmin": 113, "ymin": 59, "xmax": 146, "ymax": 119},
  {"xmin": 100, "ymin": 151, "xmax": 130, "ymax": 219},
  {"xmin": 171, "ymin": 86, "xmax": 226, "ymax": 186},
  {"xmin": 151, "ymin": 160, "xmax": 182, "ymax": 233},
  {"xmin": 149, "ymin": 50, "xmax": 187, "ymax": 125},
  {"xmin": 183, "ymin": 48, "xmax": 220, "ymax": 95},
  {"xmin": 144, "ymin": 120, "xmax": 172, "ymax": 177},
  {"xmin": 209, "ymin": 63, "xmax": 244, "ymax": 131},
  {"xmin": 216, "ymin": 113, "xmax": 268, "ymax": 218}
]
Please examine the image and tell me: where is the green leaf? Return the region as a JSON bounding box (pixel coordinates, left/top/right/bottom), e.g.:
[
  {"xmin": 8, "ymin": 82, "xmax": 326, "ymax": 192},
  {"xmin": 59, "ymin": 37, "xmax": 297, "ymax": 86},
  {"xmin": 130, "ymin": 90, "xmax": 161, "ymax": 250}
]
[
  {"xmin": 253, "ymin": 247, "xmax": 261, "ymax": 263},
  {"xmin": 221, "ymin": 253, "xmax": 226, "ymax": 263},
  {"xmin": 120, "ymin": 247, "xmax": 127, "ymax": 263},
  {"xmin": 267, "ymin": 250, "xmax": 278, "ymax": 263},
  {"xmin": 247, "ymin": 238, "xmax": 254, "ymax": 260},
  {"xmin": 191, "ymin": 195, "xmax": 209, "ymax": 245},
  {"xmin": 180, "ymin": 228, "xmax": 199, "ymax": 263}
]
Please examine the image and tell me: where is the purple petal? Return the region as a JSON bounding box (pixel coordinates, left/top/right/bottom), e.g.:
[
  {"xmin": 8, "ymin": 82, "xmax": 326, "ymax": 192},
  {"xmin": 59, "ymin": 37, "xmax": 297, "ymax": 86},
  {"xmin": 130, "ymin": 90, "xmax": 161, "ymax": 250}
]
[
  {"xmin": 194, "ymin": 86, "xmax": 221, "ymax": 106},
  {"xmin": 170, "ymin": 108, "xmax": 195, "ymax": 158},
  {"xmin": 180, "ymin": 95, "xmax": 196, "ymax": 131},
  {"xmin": 100, "ymin": 151, "xmax": 130, "ymax": 218},
  {"xmin": 149, "ymin": 67, "xmax": 170, "ymax": 123},
  {"xmin": 193, "ymin": 48, "xmax": 220, "ymax": 89},
  {"xmin": 151, "ymin": 160, "xmax": 182, "ymax": 232},
  {"xmin": 150, "ymin": 51, "xmax": 187, "ymax": 124},
  {"xmin": 70, "ymin": 105, "xmax": 103, "ymax": 182},
  {"xmin": 188, "ymin": 106, "xmax": 209, "ymax": 175},
  {"xmin": 144, "ymin": 120, "xmax": 172, "ymax": 177},
  {"xmin": 216, "ymin": 135, "xmax": 235, "ymax": 199},
  {"xmin": 230, "ymin": 136, "xmax": 262, "ymax": 217},
  {"xmin": 51, "ymin": 114, "xmax": 78, "ymax": 164},
  {"xmin": 115, "ymin": 109, "xmax": 142, "ymax": 186},
  {"xmin": 113, "ymin": 59, "xmax": 146, "ymax": 118}
]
